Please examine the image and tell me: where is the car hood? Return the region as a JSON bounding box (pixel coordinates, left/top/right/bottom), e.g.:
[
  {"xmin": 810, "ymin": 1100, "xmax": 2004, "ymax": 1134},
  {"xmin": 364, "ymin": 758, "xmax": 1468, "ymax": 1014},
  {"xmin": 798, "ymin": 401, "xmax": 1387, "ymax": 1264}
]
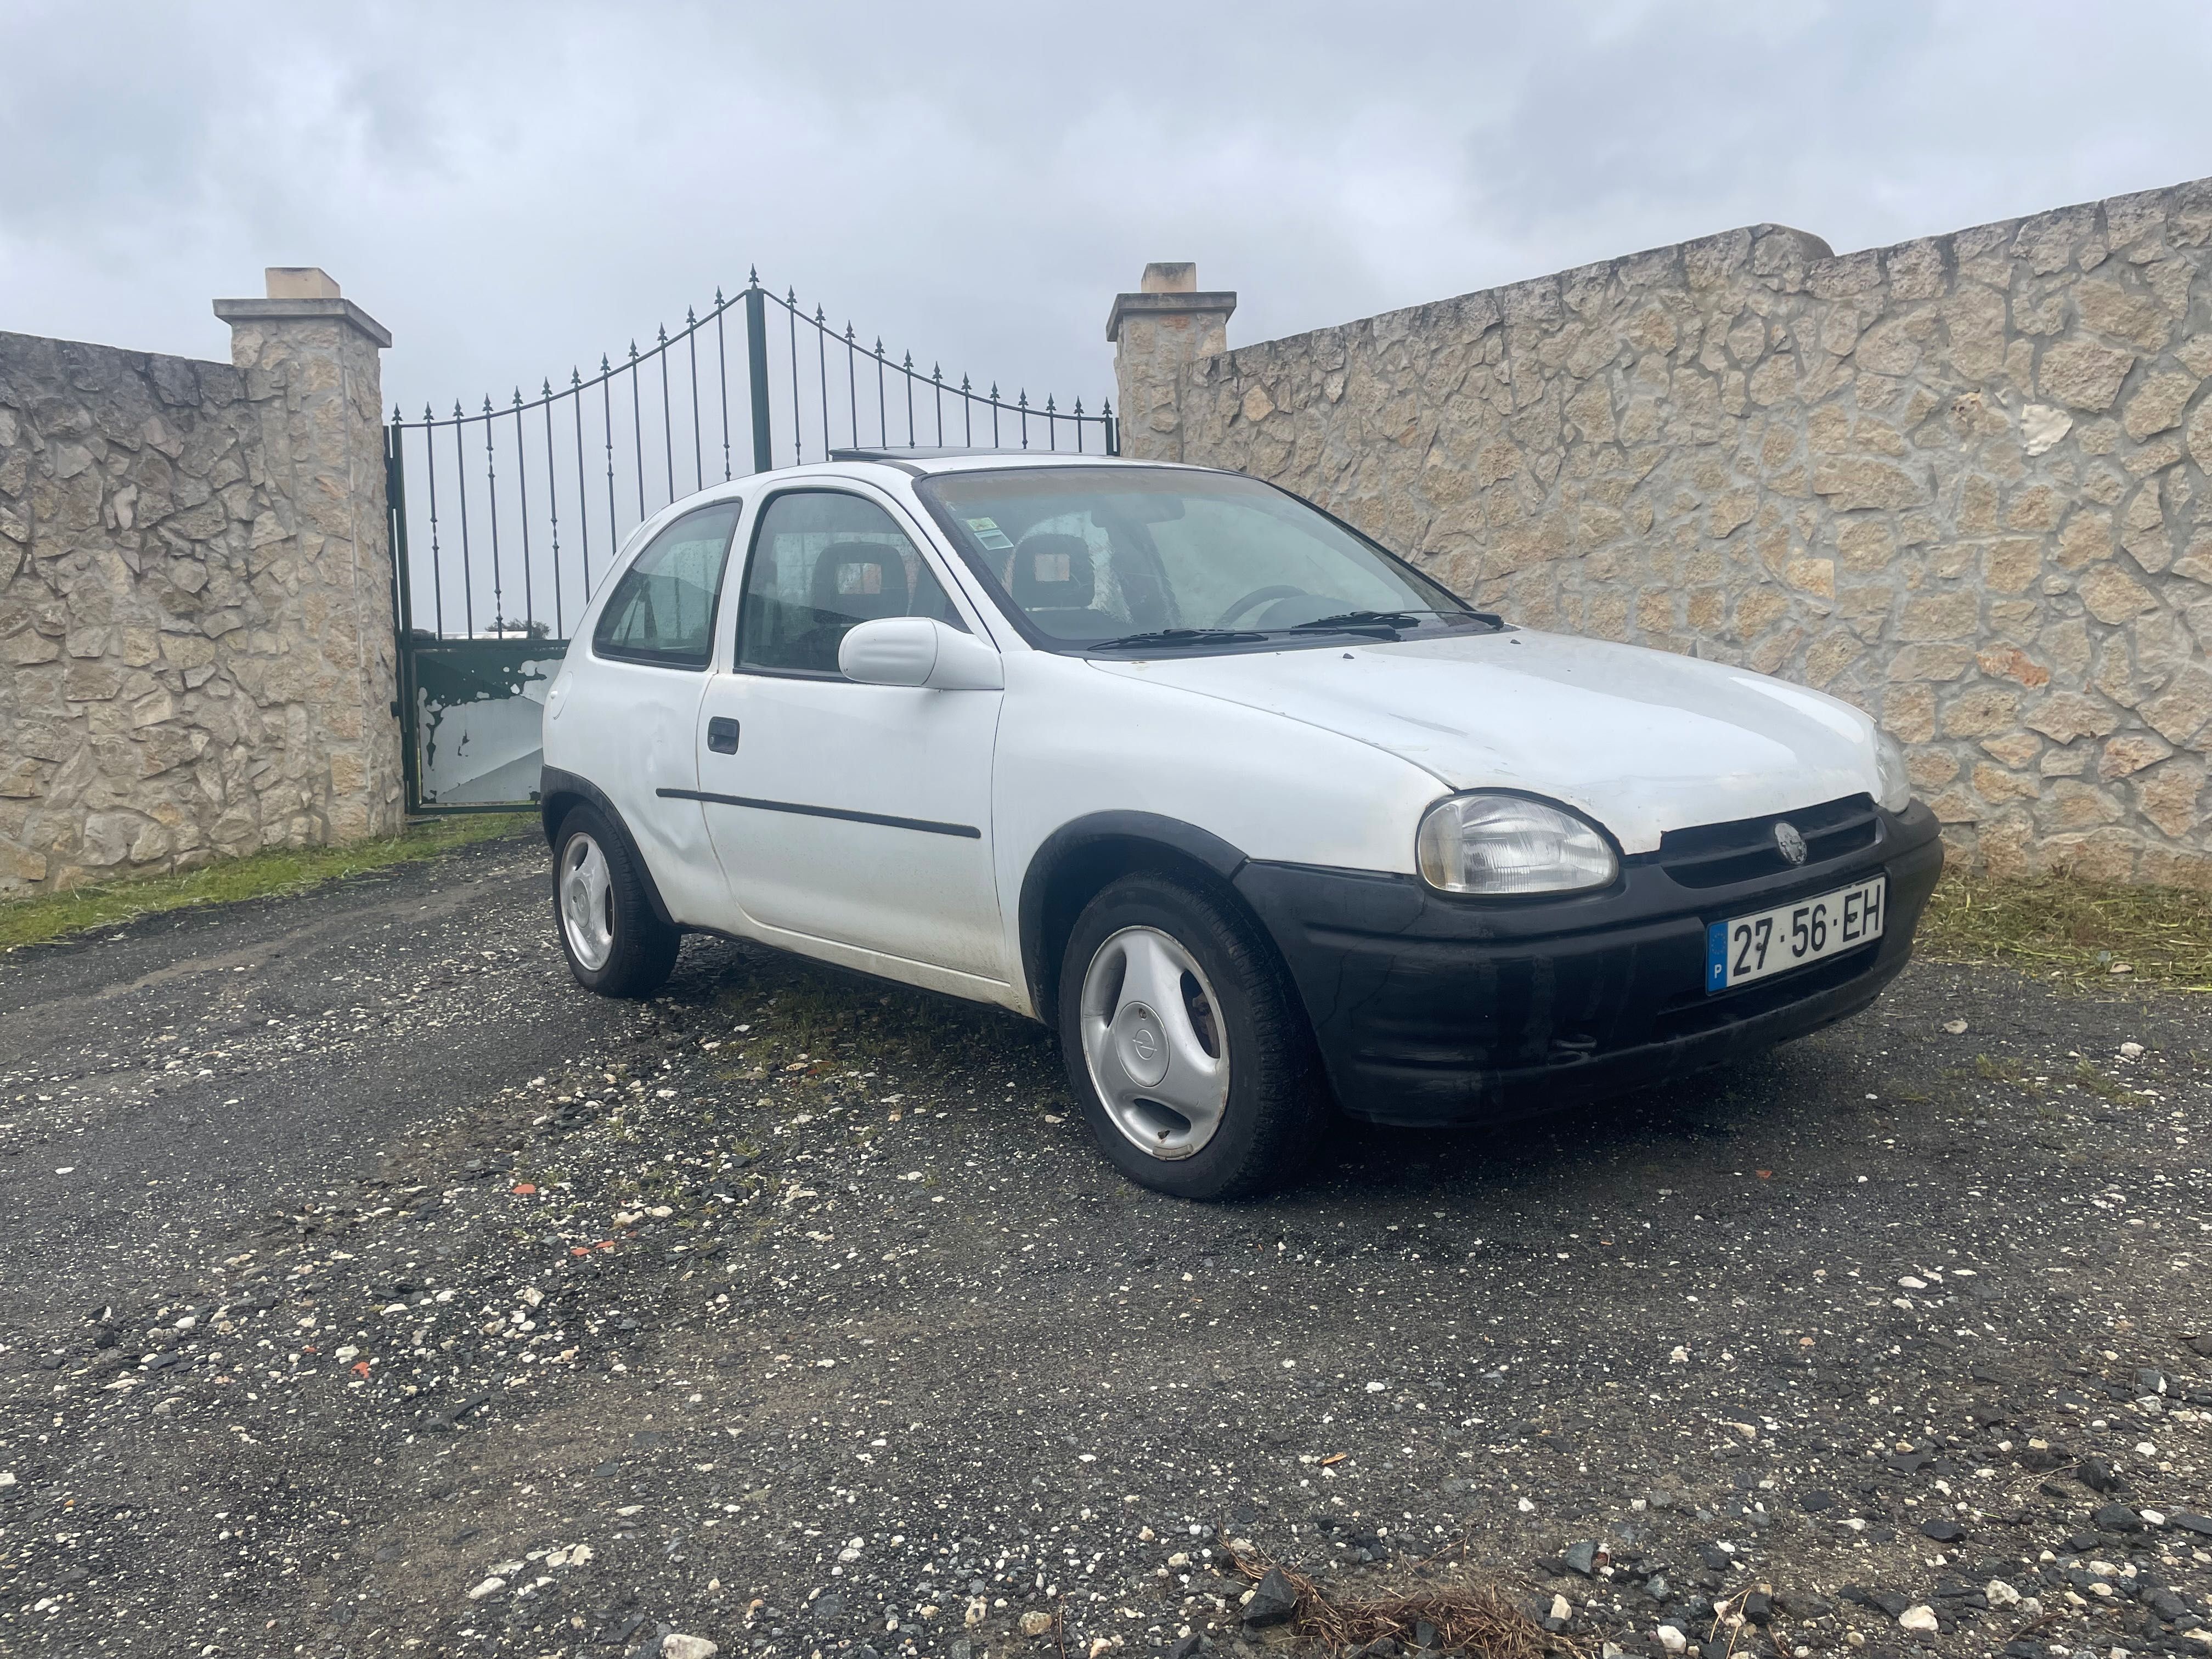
[{"xmin": 1087, "ymin": 629, "xmax": 1884, "ymax": 854}]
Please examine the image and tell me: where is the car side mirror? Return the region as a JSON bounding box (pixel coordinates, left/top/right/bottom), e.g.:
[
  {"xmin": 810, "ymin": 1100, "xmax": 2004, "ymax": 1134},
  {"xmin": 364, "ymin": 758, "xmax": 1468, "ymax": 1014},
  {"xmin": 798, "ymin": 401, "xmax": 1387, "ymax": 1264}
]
[{"xmin": 837, "ymin": 617, "xmax": 1003, "ymax": 691}]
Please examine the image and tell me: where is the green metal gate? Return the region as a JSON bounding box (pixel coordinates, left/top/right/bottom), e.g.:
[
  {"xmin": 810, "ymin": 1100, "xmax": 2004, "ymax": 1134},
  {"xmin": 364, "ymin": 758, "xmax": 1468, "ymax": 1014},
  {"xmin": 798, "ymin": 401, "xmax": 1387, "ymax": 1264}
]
[{"xmin": 385, "ymin": 274, "xmax": 1115, "ymax": 814}]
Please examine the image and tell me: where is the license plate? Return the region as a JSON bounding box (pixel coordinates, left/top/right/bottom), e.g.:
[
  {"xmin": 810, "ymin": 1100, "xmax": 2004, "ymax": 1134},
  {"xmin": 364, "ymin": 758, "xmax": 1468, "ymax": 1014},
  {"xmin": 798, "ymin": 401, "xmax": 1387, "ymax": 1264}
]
[{"xmin": 1706, "ymin": 875, "xmax": 1886, "ymax": 993}]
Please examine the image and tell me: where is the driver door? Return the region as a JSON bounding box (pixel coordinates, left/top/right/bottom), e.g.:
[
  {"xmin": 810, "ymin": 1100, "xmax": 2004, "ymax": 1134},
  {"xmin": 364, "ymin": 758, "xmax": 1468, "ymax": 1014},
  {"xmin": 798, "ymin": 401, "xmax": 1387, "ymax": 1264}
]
[{"xmin": 692, "ymin": 487, "xmax": 1010, "ymax": 986}]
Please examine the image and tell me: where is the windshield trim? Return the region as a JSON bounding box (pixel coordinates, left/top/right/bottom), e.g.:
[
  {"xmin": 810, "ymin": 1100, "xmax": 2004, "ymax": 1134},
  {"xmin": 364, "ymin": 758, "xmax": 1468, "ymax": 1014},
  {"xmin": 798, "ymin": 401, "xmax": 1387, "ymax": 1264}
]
[{"xmin": 912, "ymin": 464, "xmax": 1500, "ymax": 658}]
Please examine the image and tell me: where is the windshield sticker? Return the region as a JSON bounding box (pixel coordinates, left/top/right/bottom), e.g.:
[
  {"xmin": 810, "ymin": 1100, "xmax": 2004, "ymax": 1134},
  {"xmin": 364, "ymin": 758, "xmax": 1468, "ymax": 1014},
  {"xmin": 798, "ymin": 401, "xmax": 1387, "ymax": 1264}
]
[{"xmin": 964, "ymin": 516, "xmax": 1015, "ymax": 552}]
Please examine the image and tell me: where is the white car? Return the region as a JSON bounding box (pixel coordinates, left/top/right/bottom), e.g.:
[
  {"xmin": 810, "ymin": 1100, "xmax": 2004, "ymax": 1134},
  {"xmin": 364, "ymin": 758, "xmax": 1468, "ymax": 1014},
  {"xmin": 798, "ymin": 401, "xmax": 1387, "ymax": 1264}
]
[{"xmin": 540, "ymin": 450, "xmax": 1941, "ymax": 1198}]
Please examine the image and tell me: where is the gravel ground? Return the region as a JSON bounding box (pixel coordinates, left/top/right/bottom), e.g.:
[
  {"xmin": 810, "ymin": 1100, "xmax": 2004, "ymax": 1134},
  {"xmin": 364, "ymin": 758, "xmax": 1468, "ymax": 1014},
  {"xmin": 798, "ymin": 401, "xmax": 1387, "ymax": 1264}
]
[{"xmin": 1, "ymin": 832, "xmax": 2208, "ymax": 1659}]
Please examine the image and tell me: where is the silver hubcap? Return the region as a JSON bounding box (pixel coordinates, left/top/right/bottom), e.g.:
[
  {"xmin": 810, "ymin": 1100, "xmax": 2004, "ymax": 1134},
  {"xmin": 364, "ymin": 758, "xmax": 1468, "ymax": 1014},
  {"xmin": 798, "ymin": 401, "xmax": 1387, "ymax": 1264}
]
[
  {"xmin": 1079, "ymin": 926, "xmax": 1230, "ymax": 1161},
  {"xmin": 559, "ymin": 833, "xmax": 614, "ymax": 971}
]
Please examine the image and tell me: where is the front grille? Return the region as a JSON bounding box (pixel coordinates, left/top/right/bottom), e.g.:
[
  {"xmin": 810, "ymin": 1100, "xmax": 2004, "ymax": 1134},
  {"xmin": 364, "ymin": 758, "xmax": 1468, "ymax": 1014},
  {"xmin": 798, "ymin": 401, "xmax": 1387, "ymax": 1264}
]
[{"xmin": 1655, "ymin": 793, "xmax": 1880, "ymax": 888}]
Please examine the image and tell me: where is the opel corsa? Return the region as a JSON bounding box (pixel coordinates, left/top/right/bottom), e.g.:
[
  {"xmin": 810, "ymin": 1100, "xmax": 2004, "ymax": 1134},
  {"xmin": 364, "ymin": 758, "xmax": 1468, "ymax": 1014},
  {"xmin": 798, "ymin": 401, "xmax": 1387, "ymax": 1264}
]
[{"xmin": 540, "ymin": 450, "xmax": 1942, "ymax": 1198}]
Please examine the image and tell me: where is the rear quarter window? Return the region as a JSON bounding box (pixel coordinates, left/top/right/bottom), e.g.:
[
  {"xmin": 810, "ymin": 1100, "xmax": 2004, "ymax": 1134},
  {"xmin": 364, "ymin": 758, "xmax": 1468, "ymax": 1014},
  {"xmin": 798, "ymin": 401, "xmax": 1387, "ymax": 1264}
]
[{"xmin": 591, "ymin": 503, "xmax": 741, "ymax": 668}]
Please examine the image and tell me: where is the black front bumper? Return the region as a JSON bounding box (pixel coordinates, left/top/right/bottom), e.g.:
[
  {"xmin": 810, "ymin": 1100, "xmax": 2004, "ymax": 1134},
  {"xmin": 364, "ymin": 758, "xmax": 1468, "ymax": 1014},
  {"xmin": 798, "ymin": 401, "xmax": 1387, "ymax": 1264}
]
[{"xmin": 1234, "ymin": 800, "xmax": 1944, "ymax": 1127}]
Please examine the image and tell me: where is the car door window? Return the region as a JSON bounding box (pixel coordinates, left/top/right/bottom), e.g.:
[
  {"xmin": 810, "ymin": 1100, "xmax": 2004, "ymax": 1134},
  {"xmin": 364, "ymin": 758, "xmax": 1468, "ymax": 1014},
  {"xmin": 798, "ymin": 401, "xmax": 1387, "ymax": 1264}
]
[
  {"xmin": 592, "ymin": 502, "xmax": 740, "ymax": 668},
  {"xmin": 735, "ymin": 490, "xmax": 965, "ymax": 676}
]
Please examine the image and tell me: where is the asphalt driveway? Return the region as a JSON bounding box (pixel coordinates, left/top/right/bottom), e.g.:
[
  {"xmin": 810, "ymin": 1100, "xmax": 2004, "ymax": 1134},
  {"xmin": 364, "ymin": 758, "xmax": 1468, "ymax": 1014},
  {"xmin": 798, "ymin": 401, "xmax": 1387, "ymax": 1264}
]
[{"xmin": 1, "ymin": 833, "xmax": 2207, "ymax": 1659}]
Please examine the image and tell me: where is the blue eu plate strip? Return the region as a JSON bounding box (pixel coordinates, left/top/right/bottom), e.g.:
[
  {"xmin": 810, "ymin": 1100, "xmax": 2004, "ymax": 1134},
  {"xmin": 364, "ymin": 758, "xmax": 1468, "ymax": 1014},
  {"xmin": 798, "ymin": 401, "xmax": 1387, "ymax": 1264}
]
[{"xmin": 1705, "ymin": 921, "xmax": 1729, "ymax": 992}]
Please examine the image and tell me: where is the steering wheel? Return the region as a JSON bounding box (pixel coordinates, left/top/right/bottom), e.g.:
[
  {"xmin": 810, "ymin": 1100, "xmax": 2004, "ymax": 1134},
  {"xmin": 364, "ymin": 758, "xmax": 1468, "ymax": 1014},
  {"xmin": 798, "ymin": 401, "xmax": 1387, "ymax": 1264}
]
[{"xmin": 1214, "ymin": 585, "xmax": 1308, "ymax": 629}]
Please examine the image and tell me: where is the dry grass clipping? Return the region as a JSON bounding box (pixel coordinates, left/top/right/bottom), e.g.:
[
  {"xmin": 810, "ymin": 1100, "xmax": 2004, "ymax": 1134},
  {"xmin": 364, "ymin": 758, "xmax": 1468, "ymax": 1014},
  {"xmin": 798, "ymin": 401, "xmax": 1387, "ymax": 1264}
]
[
  {"xmin": 1916, "ymin": 870, "xmax": 2212, "ymax": 992},
  {"xmin": 1215, "ymin": 1535, "xmax": 1580, "ymax": 1659}
]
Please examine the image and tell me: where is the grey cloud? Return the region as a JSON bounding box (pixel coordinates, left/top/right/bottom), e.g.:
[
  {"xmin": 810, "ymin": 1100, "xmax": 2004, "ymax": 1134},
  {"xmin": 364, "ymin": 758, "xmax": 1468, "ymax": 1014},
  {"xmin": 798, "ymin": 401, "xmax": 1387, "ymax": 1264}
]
[{"xmin": 2, "ymin": 0, "xmax": 2209, "ymax": 426}]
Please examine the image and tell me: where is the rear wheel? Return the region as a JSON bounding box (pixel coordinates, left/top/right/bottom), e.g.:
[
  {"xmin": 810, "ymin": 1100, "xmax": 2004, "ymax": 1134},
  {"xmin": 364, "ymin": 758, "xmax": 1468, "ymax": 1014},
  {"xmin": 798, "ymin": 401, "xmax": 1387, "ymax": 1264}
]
[
  {"xmin": 552, "ymin": 805, "xmax": 680, "ymax": 997},
  {"xmin": 1057, "ymin": 872, "xmax": 1329, "ymax": 1199}
]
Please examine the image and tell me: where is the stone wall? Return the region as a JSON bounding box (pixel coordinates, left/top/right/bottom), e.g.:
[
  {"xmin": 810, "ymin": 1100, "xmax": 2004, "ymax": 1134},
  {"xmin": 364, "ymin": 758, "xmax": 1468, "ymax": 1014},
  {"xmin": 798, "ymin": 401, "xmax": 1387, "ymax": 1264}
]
[
  {"xmin": 1130, "ymin": 180, "xmax": 2212, "ymax": 884},
  {"xmin": 0, "ymin": 273, "xmax": 403, "ymax": 894}
]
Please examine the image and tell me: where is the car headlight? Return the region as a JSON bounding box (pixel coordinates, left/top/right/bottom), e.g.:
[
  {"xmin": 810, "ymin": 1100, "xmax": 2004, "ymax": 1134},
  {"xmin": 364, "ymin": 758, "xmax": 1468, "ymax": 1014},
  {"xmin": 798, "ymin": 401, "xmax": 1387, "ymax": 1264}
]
[
  {"xmin": 1875, "ymin": 732, "xmax": 1912, "ymax": 814},
  {"xmin": 1416, "ymin": 793, "xmax": 1618, "ymax": 896}
]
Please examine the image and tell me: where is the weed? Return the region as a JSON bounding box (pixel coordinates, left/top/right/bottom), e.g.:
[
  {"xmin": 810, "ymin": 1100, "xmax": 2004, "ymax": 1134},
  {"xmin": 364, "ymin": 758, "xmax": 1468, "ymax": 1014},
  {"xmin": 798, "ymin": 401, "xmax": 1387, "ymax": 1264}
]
[
  {"xmin": 2069, "ymin": 1060, "xmax": 2143, "ymax": 1107},
  {"xmin": 1973, "ymin": 1054, "xmax": 2041, "ymax": 1091}
]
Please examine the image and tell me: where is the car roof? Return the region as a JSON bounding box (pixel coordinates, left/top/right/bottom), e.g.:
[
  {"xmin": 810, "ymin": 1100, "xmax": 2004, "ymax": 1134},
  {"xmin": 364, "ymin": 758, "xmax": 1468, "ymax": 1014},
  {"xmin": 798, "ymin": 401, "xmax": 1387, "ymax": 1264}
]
[
  {"xmin": 819, "ymin": 447, "xmax": 1212, "ymax": 479},
  {"xmin": 629, "ymin": 451, "xmax": 1220, "ymax": 529}
]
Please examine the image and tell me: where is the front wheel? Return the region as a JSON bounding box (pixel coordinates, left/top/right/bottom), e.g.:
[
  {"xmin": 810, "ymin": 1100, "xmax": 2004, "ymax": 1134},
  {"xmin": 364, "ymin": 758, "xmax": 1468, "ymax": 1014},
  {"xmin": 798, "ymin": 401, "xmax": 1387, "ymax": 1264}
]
[
  {"xmin": 552, "ymin": 805, "xmax": 680, "ymax": 997},
  {"xmin": 1056, "ymin": 872, "xmax": 1330, "ymax": 1199}
]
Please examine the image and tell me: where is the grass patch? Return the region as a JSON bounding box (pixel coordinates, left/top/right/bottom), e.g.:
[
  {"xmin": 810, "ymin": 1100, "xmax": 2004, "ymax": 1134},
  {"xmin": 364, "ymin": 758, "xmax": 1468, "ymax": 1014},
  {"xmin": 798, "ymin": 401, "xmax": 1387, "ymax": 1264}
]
[
  {"xmin": 0, "ymin": 814, "xmax": 535, "ymax": 952},
  {"xmin": 1917, "ymin": 871, "xmax": 2212, "ymax": 992}
]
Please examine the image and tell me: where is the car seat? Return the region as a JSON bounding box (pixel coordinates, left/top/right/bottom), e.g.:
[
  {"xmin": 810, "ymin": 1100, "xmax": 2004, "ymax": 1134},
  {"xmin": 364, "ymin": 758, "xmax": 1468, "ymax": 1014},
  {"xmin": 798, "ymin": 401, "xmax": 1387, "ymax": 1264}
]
[
  {"xmin": 810, "ymin": 540, "xmax": 911, "ymax": 621},
  {"xmin": 1009, "ymin": 534, "xmax": 1119, "ymax": 639}
]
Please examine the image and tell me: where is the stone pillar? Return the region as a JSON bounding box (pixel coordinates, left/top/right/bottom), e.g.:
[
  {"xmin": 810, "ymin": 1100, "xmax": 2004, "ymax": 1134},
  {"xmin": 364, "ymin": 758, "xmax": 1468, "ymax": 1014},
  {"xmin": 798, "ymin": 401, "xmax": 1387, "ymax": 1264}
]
[
  {"xmin": 212, "ymin": 268, "xmax": 403, "ymax": 842},
  {"xmin": 1105, "ymin": 263, "xmax": 1236, "ymax": 461}
]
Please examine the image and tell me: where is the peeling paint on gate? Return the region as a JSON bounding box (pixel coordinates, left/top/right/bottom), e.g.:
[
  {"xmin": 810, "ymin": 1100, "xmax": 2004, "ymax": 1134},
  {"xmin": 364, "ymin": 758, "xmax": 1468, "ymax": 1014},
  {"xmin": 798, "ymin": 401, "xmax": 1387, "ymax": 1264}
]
[{"xmin": 410, "ymin": 640, "xmax": 567, "ymax": 808}]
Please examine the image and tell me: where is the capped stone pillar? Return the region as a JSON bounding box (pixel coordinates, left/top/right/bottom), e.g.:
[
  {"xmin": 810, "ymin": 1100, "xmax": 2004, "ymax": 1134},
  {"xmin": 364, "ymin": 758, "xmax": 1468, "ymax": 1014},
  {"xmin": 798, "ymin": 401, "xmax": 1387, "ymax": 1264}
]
[
  {"xmin": 212, "ymin": 268, "xmax": 404, "ymax": 843},
  {"xmin": 1106, "ymin": 263, "xmax": 1235, "ymax": 462}
]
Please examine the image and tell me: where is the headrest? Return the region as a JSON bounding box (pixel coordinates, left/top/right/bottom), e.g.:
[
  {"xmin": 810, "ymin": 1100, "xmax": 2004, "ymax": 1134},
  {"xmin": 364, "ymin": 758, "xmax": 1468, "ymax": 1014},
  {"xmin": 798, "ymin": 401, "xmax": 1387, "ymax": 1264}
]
[
  {"xmin": 1010, "ymin": 533, "xmax": 1096, "ymax": 607},
  {"xmin": 810, "ymin": 540, "xmax": 910, "ymax": 620}
]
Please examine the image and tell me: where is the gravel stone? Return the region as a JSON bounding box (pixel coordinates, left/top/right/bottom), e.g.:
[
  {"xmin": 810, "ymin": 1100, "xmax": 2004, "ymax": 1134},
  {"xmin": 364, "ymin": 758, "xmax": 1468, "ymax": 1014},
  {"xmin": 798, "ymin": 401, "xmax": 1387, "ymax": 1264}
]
[{"xmin": 1242, "ymin": 1568, "xmax": 1298, "ymax": 1627}]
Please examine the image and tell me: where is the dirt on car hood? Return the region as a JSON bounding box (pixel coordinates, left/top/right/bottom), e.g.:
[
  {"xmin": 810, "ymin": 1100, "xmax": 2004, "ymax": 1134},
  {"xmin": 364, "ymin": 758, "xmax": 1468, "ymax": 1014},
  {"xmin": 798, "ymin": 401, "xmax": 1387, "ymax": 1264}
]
[{"xmin": 1087, "ymin": 627, "xmax": 1884, "ymax": 854}]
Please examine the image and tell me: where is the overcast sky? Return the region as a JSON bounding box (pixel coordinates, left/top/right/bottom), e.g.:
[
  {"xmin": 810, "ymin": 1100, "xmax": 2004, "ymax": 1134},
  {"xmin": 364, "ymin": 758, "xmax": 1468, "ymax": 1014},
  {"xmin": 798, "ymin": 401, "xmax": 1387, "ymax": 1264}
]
[{"xmin": 5, "ymin": 0, "xmax": 2211, "ymax": 426}]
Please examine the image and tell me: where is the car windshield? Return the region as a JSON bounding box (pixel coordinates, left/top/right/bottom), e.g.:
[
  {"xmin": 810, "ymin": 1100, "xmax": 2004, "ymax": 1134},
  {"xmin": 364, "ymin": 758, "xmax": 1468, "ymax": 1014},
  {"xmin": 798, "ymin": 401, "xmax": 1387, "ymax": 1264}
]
[{"xmin": 915, "ymin": 466, "xmax": 1496, "ymax": 651}]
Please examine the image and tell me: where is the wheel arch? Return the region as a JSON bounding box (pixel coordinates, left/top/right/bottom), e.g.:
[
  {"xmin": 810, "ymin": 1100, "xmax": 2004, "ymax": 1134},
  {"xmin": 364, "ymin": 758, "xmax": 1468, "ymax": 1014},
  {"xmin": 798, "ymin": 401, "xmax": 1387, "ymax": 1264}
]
[
  {"xmin": 1018, "ymin": 811, "xmax": 1257, "ymax": 1030},
  {"xmin": 539, "ymin": 766, "xmax": 679, "ymax": 930}
]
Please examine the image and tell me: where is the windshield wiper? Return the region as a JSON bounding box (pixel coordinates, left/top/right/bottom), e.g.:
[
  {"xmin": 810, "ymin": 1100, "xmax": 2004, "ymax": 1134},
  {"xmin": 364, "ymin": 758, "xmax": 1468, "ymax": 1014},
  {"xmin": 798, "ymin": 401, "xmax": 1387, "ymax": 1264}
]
[
  {"xmin": 1285, "ymin": 610, "xmax": 1422, "ymax": 633},
  {"xmin": 1283, "ymin": 607, "xmax": 1507, "ymax": 635},
  {"xmin": 1086, "ymin": 628, "xmax": 1271, "ymax": 651}
]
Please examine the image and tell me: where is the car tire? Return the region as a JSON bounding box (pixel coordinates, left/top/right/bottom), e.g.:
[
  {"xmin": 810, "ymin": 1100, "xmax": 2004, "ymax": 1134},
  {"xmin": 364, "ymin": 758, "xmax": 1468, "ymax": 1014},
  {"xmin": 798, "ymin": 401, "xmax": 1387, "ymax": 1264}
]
[
  {"xmin": 1056, "ymin": 871, "xmax": 1330, "ymax": 1200},
  {"xmin": 551, "ymin": 804, "xmax": 681, "ymax": 998}
]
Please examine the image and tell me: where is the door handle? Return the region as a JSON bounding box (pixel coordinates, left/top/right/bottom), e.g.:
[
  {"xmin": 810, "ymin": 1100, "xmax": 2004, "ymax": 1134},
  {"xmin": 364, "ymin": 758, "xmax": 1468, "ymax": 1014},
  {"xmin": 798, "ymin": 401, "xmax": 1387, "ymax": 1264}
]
[{"xmin": 706, "ymin": 717, "xmax": 740, "ymax": 754}]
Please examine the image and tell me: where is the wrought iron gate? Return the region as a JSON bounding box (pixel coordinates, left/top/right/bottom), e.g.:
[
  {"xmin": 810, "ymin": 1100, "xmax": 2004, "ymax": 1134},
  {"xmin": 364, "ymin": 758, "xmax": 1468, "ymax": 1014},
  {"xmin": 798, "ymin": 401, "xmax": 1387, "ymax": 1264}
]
[{"xmin": 384, "ymin": 273, "xmax": 1116, "ymax": 812}]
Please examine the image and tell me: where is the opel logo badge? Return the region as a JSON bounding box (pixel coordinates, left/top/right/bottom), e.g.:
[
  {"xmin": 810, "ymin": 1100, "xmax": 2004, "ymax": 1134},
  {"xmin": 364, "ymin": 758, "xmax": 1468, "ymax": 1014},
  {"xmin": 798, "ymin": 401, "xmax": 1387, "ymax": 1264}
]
[
  {"xmin": 1132, "ymin": 1027, "xmax": 1159, "ymax": 1063},
  {"xmin": 1774, "ymin": 821, "xmax": 1808, "ymax": 865}
]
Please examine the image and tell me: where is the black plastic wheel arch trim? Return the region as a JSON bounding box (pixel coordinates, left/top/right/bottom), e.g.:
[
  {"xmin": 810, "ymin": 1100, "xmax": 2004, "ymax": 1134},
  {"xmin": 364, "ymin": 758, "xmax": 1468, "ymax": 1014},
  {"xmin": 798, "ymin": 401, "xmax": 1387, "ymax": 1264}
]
[
  {"xmin": 657, "ymin": 787, "xmax": 981, "ymax": 840},
  {"xmin": 1016, "ymin": 810, "xmax": 1250, "ymax": 1028},
  {"xmin": 538, "ymin": 767, "xmax": 679, "ymax": 930}
]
